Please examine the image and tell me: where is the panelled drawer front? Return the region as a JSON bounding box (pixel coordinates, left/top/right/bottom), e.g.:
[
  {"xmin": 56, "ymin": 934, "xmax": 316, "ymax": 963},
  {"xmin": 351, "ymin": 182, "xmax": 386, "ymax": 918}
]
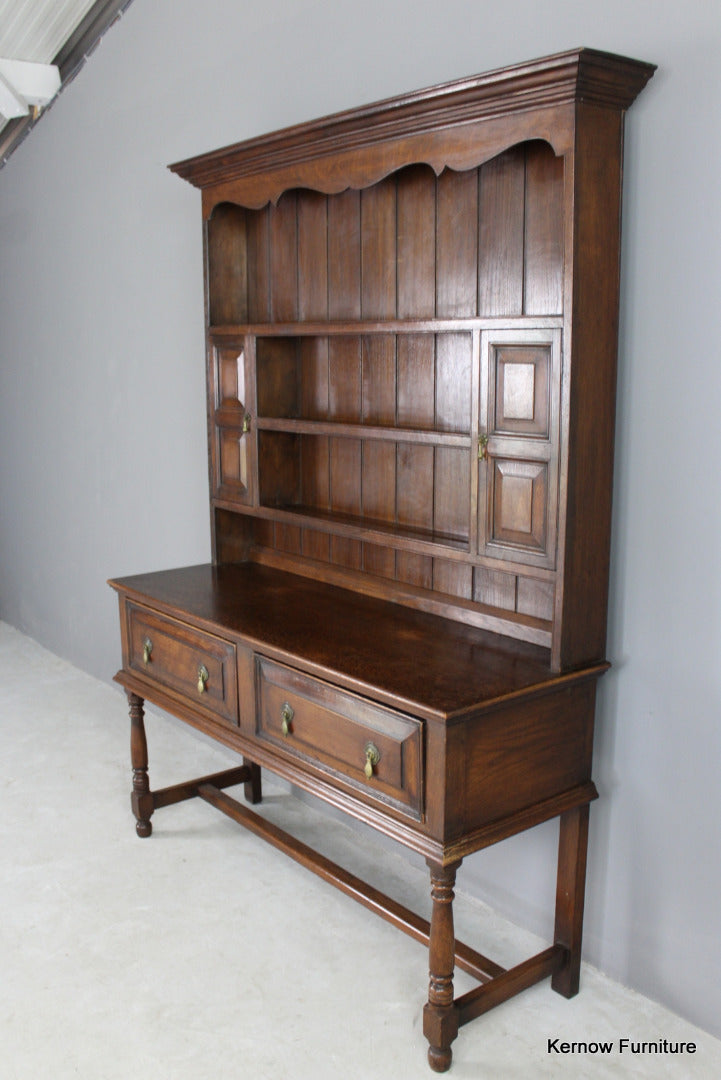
[
  {"xmin": 257, "ymin": 657, "xmax": 422, "ymax": 818},
  {"xmin": 126, "ymin": 603, "xmax": 238, "ymax": 724}
]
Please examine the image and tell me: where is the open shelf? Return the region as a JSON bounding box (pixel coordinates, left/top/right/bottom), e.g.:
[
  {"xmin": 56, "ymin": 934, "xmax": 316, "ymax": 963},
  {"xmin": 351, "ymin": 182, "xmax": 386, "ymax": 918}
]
[
  {"xmin": 255, "ymin": 417, "xmax": 470, "ymax": 448},
  {"xmin": 254, "ymin": 503, "xmax": 469, "ymax": 553},
  {"xmin": 209, "ymin": 316, "xmax": 564, "ymax": 337},
  {"xmin": 254, "ymin": 331, "xmax": 474, "ymax": 435},
  {"xmin": 256, "ymin": 428, "xmax": 471, "ymax": 551}
]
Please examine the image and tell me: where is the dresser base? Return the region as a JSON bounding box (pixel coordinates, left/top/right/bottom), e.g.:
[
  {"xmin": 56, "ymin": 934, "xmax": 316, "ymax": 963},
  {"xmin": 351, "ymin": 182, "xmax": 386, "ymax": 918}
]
[{"xmin": 125, "ymin": 688, "xmax": 594, "ymax": 1071}]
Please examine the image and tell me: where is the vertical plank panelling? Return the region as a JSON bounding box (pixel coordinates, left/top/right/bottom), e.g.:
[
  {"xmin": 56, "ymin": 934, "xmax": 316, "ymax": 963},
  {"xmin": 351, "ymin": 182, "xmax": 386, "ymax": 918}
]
[
  {"xmin": 330, "ymin": 428, "xmax": 363, "ymax": 565},
  {"xmin": 361, "ymin": 179, "xmax": 397, "ymax": 318},
  {"xmin": 255, "ymin": 339, "xmax": 298, "ymax": 418},
  {"xmin": 328, "ymin": 190, "xmax": 362, "ymax": 442},
  {"xmin": 473, "ymin": 567, "xmax": 516, "ymax": 611},
  {"xmin": 298, "ymin": 191, "xmax": 328, "ymax": 320},
  {"xmin": 360, "ymin": 177, "xmax": 397, "ymax": 578},
  {"xmin": 396, "ymin": 551, "xmax": 433, "ymax": 589},
  {"xmin": 362, "ymin": 441, "xmax": 396, "ymax": 525},
  {"xmin": 397, "ymin": 334, "xmax": 435, "ymax": 429},
  {"xmin": 302, "ymin": 528, "xmax": 331, "ymax": 561},
  {"xmin": 435, "ymin": 333, "xmax": 471, "ymax": 433},
  {"xmin": 524, "ymin": 142, "xmax": 564, "ymax": 315},
  {"xmin": 436, "ymin": 169, "xmax": 478, "ymax": 317},
  {"xmin": 478, "ymin": 147, "xmax": 525, "ymax": 316},
  {"xmin": 434, "ymin": 448, "xmax": 470, "ymax": 542},
  {"xmin": 330, "ymin": 438, "xmax": 362, "ymax": 516},
  {"xmin": 299, "ymin": 337, "xmax": 329, "ymax": 420},
  {"xmin": 300, "ymin": 425, "xmax": 331, "ymax": 560},
  {"xmin": 331, "ymin": 537, "xmax": 363, "ymax": 568},
  {"xmin": 363, "ymin": 544, "xmax": 397, "ymax": 580},
  {"xmin": 275, "ymin": 523, "xmax": 303, "ymax": 554},
  {"xmin": 298, "ymin": 190, "xmax": 329, "ymax": 550},
  {"xmin": 207, "ymin": 204, "xmax": 247, "ymax": 326},
  {"xmin": 397, "ymin": 444, "xmax": 434, "ymax": 534},
  {"xmin": 328, "ymin": 337, "xmax": 362, "ymax": 421},
  {"xmin": 268, "ymin": 192, "xmax": 298, "ymax": 321},
  {"xmin": 433, "ymin": 559, "xmax": 473, "ymax": 599},
  {"xmin": 328, "ymin": 189, "xmax": 362, "ymax": 318},
  {"xmin": 397, "ymin": 166, "xmax": 436, "ymax": 317},
  {"xmin": 360, "ymin": 173, "xmax": 396, "ymax": 431},
  {"xmin": 257, "ymin": 432, "xmax": 299, "ymax": 506},
  {"xmin": 362, "ymin": 336, "xmax": 396, "ymax": 424},
  {"xmin": 300, "ymin": 434, "xmax": 330, "ymax": 510},
  {"xmin": 246, "ymin": 206, "xmax": 270, "ymax": 322},
  {"xmin": 253, "ymin": 519, "xmax": 275, "ymax": 547},
  {"xmin": 517, "ymin": 577, "xmax": 554, "ymax": 621}
]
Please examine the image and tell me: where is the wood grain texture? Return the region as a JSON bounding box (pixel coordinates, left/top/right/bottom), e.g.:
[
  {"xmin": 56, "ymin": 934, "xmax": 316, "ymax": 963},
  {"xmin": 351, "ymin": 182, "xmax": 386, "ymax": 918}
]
[
  {"xmin": 297, "ymin": 191, "xmax": 328, "ymax": 320},
  {"xmin": 328, "ymin": 188, "xmax": 361, "ymax": 319},
  {"xmin": 110, "ymin": 562, "xmax": 590, "ymax": 719},
  {"xmin": 552, "ymin": 804, "xmax": 591, "ymax": 997},
  {"xmin": 207, "ymin": 203, "xmax": 247, "ymax": 325},
  {"xmin": 478, "ymin": 146, "xmax": 525, "ymax": 316},
  {"xmin": 268, "ymin": 192, "xmax": 298, "ymax": 322},
  {"xmin": 361, "ymin": 178, "xmax": 397, "ymax": 318},
  {"xmin": 397, "ymin": 166, "xmax": 436, "ymax": 318},
  {"xmin": 524, "ymin": 143, "xmax": 564, "ymax": 315},
  {"xmin": 246, "ymin": 205, "xmax": 270, "ymax": 321},
  {"xmin": 436, "ymin": 169, "xmax": 478, "ymax": 317},
  {"xmin": 424, "ymin": 861, "xmax": 461, "ymax": 1071},
  {"xmin": 553, "ymin": 104, "xmax": 626, "ymax": 669}
]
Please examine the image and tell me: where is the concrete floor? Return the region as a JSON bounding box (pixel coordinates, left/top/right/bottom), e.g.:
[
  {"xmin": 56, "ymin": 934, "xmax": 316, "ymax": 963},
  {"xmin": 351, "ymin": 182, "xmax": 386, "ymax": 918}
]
[{"xmin": 1, "ymin": 620, "xmax": 719, "ymax": 1080}]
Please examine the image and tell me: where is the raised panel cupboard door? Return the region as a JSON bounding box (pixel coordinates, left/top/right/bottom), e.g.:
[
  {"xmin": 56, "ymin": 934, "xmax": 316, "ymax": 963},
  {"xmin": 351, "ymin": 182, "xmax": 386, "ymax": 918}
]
[
  {"xmin": 477, "ymin": 329, "xmax": 560, "ymax": 568},
  {"xmin": 209, "ymin": 340, "xmax": 256, "ymax": 506},
  {"xmin": 490, "ymin": 458, "xmax": 549, "ymax": 552}
]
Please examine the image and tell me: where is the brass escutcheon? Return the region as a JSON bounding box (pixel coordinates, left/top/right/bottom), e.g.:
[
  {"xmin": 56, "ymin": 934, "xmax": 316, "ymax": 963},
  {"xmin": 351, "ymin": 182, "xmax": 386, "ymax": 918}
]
[
  {"xmin": 197, "ymin": 664, "xmax": 209, "ymax": 694},
  {"xmin": 478, "ymin": 433, "xmax": 489, "ymax": 461},
  {"xmin": 280, "ymin": 701, "xmax": 294, "ymax": 736},
  {"xmin": 364, "ymin": 741, "xmax": 381, "ymax": 780},
  {"xmin": 142, "ymin": 637, "xmax": 153, "ymax": 666}
]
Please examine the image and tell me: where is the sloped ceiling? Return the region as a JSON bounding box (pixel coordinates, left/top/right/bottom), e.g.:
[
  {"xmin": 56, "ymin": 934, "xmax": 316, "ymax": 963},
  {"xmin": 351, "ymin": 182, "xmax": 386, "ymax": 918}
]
[{"xmin": 0, "ymin": 0, "xmax": 134, "ymax": 166}]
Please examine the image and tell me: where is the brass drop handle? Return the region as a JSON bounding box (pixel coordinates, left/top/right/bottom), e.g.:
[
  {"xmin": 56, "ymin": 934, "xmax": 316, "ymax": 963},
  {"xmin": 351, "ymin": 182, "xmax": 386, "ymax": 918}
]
[
  {"xmin": 197, "ymin": 665, "xmax": 209, "ymax": 694},
  {"xmin": 142, "ymin": 637, "xmax": 153, "ymax": 666},
  {"xmin": 280, "ymin": 702, "xmax": 294, "ymax": 736},
  {"xmin": 364, "ymin": 742, "xmax": 381, "ymax": 780},
  {"xmin": 478, "ymin": 433, "xmax": 489, "ymax": 461}
]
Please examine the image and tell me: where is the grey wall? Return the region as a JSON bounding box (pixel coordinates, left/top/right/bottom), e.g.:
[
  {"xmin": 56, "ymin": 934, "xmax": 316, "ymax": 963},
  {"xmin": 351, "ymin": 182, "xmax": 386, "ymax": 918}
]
[{"xmin": 1, "ymin": 0, "xmax": 720, "ymax": 1040}]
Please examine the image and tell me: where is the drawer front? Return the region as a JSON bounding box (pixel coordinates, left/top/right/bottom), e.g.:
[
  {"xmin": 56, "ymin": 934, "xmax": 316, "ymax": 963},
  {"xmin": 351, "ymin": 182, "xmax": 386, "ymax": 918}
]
[
  {"xmin": 126, "ymin": 603, "xmax": 237, "ymax": 724},
  {"xmin": 257, "ymin": 657, "xmax": 422, "ymax": 817}
]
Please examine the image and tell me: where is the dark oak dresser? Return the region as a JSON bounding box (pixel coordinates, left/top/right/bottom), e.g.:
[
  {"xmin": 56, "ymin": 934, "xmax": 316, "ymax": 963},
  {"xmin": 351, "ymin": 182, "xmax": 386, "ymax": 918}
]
[{"xmin": 109, "ymin": 49, "xmax": 654, "ymax": 1070}]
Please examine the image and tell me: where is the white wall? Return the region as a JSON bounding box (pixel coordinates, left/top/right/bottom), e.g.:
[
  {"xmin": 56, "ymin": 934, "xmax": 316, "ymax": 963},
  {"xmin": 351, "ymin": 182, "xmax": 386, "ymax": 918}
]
[{"xmin": 1, "ymin": 0, "xmax": 720, "ymax": 1039}]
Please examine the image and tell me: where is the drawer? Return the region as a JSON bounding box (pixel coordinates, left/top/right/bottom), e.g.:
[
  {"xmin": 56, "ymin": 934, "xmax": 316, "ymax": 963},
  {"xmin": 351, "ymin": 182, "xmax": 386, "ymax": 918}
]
[
  {"xmin": 126, "ymin": 603, "xmax": 238, "ymax": 725},
  {"xmin": 256, "ymin": 657, "xmax": 422, "ymax": 817}
]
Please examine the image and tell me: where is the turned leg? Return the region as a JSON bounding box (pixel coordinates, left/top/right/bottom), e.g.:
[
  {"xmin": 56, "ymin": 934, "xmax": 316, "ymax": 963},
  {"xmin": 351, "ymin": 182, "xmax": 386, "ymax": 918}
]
[
  {"xmin": 552, "ymin": 803, "xmax": 590, "ymax": 998},
  {"xmin": 243, "ymin": 757, "xmax": 262, "ymax": 804},
  {"xmin": 128, "ymin": 692, "xmax": 154, "ymax": 837},
  {"xmin": 423, "ymin": 859, "xmax": 461, "ymax": 1072}
]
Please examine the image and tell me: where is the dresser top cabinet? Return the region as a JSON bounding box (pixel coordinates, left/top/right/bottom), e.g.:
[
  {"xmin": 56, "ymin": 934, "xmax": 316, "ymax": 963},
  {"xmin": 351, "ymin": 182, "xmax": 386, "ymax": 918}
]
[{"xmin": 170, "ymin": 47, "xmax": 655, "ymax": 674}]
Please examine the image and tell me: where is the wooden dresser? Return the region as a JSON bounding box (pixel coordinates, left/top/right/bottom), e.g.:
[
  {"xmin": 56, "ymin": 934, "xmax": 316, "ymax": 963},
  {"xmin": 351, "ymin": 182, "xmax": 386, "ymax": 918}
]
[{"xmin": 109, "ymin": 48, "xmax": 654, "ymax": 1070}]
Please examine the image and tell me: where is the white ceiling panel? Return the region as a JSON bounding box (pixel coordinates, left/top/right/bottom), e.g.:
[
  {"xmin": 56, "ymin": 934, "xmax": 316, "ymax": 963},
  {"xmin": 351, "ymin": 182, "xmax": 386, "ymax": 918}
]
[
  {"xmin": 0, "ymin": 0, "xmax": 97, "ymax": 63},
  {"xmin": 0, "ymin": 0, "xmax": 133, "ymax": 162}
]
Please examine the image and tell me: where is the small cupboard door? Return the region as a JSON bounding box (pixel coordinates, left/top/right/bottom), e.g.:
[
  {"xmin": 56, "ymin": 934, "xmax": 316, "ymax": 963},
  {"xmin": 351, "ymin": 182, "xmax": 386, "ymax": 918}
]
[
  {"xmin": 209, "ymin": 338, "xmax": 256, "ymax": 505},
  {"xmin": 477, "ymin": 329, "xmax": 560, "ymax": 568}
]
